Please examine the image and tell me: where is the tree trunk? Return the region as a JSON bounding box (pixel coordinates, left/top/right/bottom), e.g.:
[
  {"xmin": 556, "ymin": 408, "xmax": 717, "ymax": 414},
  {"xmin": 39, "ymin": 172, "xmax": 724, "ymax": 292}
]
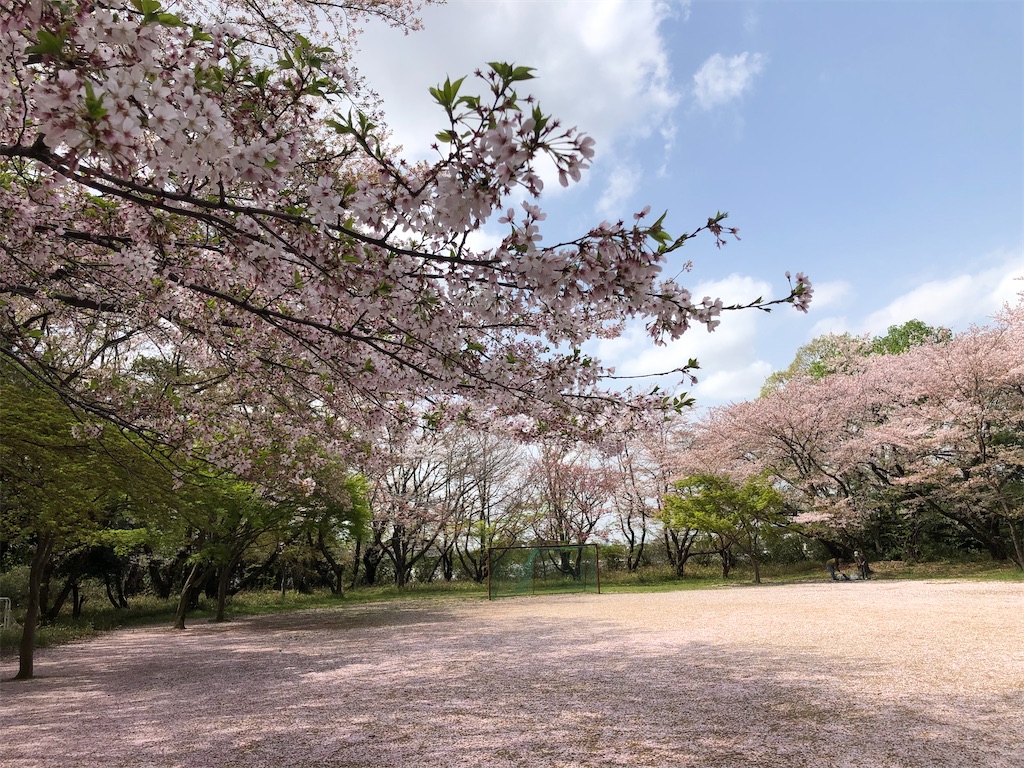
[
  {"xmin": 235, "ymin": 547, "xmax": 282, "ymax": 593},
  {"xmin": 348, "ymin": 537, "xmax": 362, "ymax": 590},
  {"xmin": 38, "ymin": 561, "xmax": 53, "ymax": 622},
  {"xmin": 628, "ymin": 528, "xmax": 648, "ymax": 572},
  {"xmin": 103, "ymin": 573, "xmax": 122, "ymax": 609},
  {"xmin": 361, "ymin": 543, "xmax": 382, "ymax": 586},
  {"xmin": 394, "ymin": 555, "xmax": 408, "ymax": 588},
  {"xmin": 441, "ymin": 547, "xmax": 455, "ymax": 582},
  {"xmin": 720, "ymin": 547, "xmax": 734, "ymax": 578},
  {"xmin": 114, "ymin": 569, "xmax": 130, "ymax": 608},
  {"xmin": 390, "ymin": 533, "xmax": 409, "ymax": 588},
  {"xmin": 43, "ymin": 575, "xmax": 77, "ymax": 623},
  {"xmin": 215, "ymin": 554, "xmax": 245, "ymax": 622},
  {"xmin": 1008, "ymin": 519, "xmax": 1024, "ymax": 570},
  {"xmin": 333, "ymin": 563, "xmax": 345, "ymax": 595},
  {"xmin": 666, "ymin": 529, "xmax": 697, "ymax": 578},
  {"xmin": 16, "ymin": 534, "xmax": 55, "ymax": 680},
  {"xmin": 146, "ymin": 546, "xmax": 173, "ymax": 599},
  {"xmin": 313, "ymin": 532, "xmax": 346, "ymax": 595},
  {"xmin": 173, "ymin": 562, "xmax": 209, "ymax": 630},
  {"xmin": 72, "ymin": 584, "xmax": 85, "ymax": 619},
  {"xmin": 215, "ymin": 564, "xmax": 231, "ymax": 622}
]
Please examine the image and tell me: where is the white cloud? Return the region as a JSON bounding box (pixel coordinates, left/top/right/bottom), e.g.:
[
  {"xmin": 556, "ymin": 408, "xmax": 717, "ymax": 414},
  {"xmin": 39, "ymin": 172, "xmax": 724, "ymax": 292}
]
[
  {"xmin": 596, "ymin": 164, "xmax": 642, "ymax": 219},
  {"xmin": 809, "ymin": 315, "xmax": 853, "ymax": 339},
  {"xmin": 463, "ymin": 227, "xmax": 504, "ymax": 255},
  {"xmin": 694, "ymin": 360, "xmax": 773, "ymax": 402},
  {"xmin": 804, "ymin": 279, "xmax": 853, "ymax": 312},
  {"xmin": 354, "ymin": 0, "xmax": 680, "ymax": 170},
  {"xmin": 791, "ymin": 253, "xmax": 1022, "ymax": 347},
  {"xmin": 859, "ymin": 251, "xmax": 1023, "ymax": 335},
  {"xmin": 692, "ymin": 52, "xmax": 765, "ymax": 110},
  {"xmin": 591, "ymin": 273, "xmax": 785, "ymax": 406}
]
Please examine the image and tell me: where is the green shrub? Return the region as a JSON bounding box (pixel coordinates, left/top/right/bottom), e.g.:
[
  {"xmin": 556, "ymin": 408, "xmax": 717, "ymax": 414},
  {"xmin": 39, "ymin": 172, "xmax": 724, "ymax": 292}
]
[{"xmin": 0, "ymin": 565, "xmax": 30, "ymax": 607}]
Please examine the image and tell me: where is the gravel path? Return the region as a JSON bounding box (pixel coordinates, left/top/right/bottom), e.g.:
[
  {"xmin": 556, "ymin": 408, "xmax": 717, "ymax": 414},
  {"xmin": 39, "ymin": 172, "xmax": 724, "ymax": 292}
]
[{"xmin": 3, "ymin": 580, "xmax": 1023, "ymax": 767}]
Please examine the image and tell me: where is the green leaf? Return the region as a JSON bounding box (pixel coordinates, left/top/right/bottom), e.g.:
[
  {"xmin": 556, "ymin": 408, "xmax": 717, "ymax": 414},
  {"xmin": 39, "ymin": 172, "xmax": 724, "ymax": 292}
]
[
  {"xmin": 190, "ymin": 25, "xmax": 214, "ymax": 43},
  {"xmin": 83, "ymin": 82, "xmax": 108, "ymax": 120},
  {"xmin": 155, "ymin": 12, "xmax": 183, "ymax": 27},
  {"xmin": 325, "ymin": 117, "xmax": 353, "ymax": 135},
  {"xmin": 510, "ymin": 65, "xmax": 535, "ymax": 82},
  {"xmin": 25, "ymin": 29, "xmax": 65, "ymax": 57},
  {"xmin": 130, "ymin": 0, "xmax": 161, "ymax": 14},
  {"xmin": 489, "ymin": 62, "xmax": 536, "ymax": 84},
  {"xmin": 530, "ymin": 105, "xmax": 548, "ymax": 134},
  {"xmin": 488, "ymin": 62, "xmax": 513, "ymax": 80}
]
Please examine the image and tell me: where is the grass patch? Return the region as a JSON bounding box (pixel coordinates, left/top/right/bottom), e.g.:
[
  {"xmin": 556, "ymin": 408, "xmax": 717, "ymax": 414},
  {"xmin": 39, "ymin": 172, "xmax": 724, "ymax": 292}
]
[
  {"xmin": 3, "ymin": 558, "xmax": 1020, "ymax": 660},
  {"xmin": 867, "ymin": 559, "xmax": 1024, "ymax": 582}
]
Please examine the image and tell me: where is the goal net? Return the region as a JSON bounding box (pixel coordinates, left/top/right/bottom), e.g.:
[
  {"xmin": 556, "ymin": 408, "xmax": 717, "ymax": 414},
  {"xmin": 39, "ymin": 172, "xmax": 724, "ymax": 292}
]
[{"xmin": 487, "ymin": 543, "xmax": 601, "ymax": 599}]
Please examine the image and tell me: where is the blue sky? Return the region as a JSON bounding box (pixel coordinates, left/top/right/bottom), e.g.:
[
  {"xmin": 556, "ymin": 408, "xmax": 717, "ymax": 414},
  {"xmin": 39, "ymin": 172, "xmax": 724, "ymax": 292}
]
[{"xmin": 355, "ymin": 0, "xmax": 1023, "ymax": 407}]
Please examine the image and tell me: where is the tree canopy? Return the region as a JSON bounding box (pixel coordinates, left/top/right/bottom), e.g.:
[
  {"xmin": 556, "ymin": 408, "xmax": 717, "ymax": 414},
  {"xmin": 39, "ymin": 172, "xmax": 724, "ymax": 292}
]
[
  {"xmin": 760, "ymin": 319, "xmax": 952, "ymax": 396},
  {"xmin": 697, "ymin": 303, "xmax": 1024, "ymax": 569},
  {"xmin": 1, "ymin": 0, "xmax": 812, "ymax": 482}
]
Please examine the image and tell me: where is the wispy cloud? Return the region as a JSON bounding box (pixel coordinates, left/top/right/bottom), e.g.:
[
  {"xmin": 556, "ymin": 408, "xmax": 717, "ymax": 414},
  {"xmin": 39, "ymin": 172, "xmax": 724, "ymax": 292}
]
[
  {"xmin": 860, "ymin": 251, "xmax": 1023, "ymax": 334},
  {"xmin": 803, "ymin": 252, "xmax": 1022, "ymax": 341},
  {"xmin": 596, "ymin": 164, "xmax": 642, "ymax": 219},
  {"xmin": 692, "ymin": 52, "xmax": 766, "ymax": 110},
  {"xmin": 805, "ymin": 280, "xmax": 853, "ymax": 312},
  {"xmin": 590, "ymin": 273, "xmax": 787, "ymax": 406}
]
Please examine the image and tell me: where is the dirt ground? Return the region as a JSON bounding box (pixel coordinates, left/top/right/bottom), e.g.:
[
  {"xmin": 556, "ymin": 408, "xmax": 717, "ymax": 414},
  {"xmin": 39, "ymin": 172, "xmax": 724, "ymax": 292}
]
[{"xmin": 2, "ymin": 580, "xmax": 1023, "ymax": 767}]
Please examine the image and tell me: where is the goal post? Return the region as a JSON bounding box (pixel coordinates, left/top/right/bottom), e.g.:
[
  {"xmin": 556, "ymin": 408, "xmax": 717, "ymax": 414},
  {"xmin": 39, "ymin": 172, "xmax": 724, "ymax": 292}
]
[{"xmin": 486, "ymin": 543, "xmax": 601, "ymax": 599}]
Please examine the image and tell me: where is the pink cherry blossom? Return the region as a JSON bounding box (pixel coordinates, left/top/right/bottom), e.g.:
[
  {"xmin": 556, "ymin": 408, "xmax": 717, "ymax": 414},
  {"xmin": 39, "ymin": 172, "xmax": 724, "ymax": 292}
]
[{"xmin": 0, "ymin": 0, "xmax": 812, "ymax": 482}]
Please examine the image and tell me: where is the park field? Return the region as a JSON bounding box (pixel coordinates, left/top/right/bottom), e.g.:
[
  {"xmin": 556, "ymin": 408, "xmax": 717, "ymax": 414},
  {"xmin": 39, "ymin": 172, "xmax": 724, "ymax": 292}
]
[{"xmin": 3, "ymin": 580, "xmax": 1023, "ymax": 767}]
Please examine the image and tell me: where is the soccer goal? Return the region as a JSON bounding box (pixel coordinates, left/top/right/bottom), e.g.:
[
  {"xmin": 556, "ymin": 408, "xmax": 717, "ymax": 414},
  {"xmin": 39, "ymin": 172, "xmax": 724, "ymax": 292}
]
[{"xmin": 486, "ymin": 543, "xmax": 601, "ymax": 599}]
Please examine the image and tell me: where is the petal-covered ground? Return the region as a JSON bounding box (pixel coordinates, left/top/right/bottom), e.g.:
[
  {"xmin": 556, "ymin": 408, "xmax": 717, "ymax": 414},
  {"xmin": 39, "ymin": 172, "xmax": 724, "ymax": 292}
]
[{"xmin": 3, "ymin": 580, "xmax": 1022, "ymax": 767}]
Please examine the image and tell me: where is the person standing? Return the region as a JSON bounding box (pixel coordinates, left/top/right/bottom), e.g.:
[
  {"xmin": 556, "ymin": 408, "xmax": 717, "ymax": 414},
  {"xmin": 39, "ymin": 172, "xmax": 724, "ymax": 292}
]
[{"xmin": 854, "ymin": 549, "xmax": 869, "ymax": 580}]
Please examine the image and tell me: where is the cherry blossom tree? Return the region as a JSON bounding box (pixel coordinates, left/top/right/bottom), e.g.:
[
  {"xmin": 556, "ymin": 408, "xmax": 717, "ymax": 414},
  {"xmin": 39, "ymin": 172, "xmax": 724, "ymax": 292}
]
[
  {"xmin": 684, "ymin": 356, "xmax": 919, "ymax": 564},
  {"xmin": 526, "ymin": 441, "xmax": 614, "ymax": 548},
  {"xmin": 685, "ymin": 298, "xmax": 1024, "ymax": 569},
  {"xmin": 439, "ymin": 428, "xmax": 531, "ymax": 583},
  {"xmin": 607, "ymin": 441, "xmax": 658, "ymax": 571},
  {"xmin": 604, "ymin": 414, "xmax": 690, "ymax": 571},
  {"xmin": 872, "ymin": 305, "xmax": 1024, "ymax": 566},
  {"xmin": 1, "ymin": 0, "xmax": 812, "ymax": 481},
  {"xmin": 357, "ymin": 423, "xmax": 468, "ymax": 587}
]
